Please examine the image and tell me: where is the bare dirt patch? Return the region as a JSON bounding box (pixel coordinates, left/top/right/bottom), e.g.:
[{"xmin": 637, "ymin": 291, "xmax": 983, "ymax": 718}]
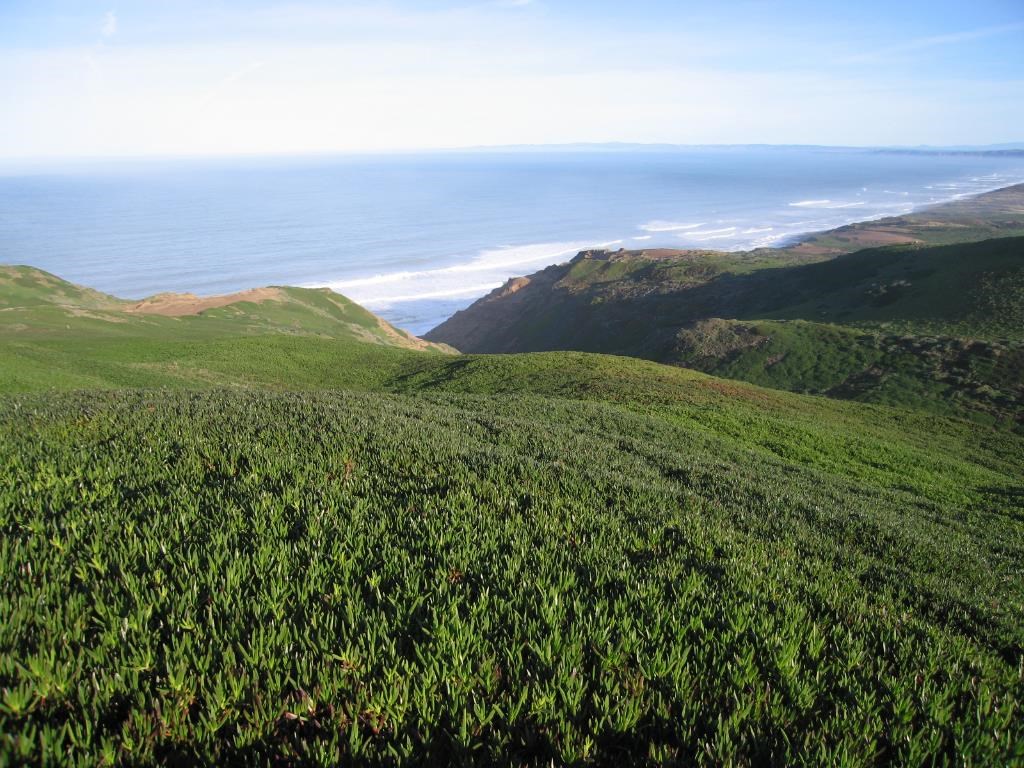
[
  {"xmin": 371, "ymin": 315, "xmax": 455, "ymax": 352},
  {"xmin": 126, "ymin": 288, "xmax": 284, "ymax": 317}
]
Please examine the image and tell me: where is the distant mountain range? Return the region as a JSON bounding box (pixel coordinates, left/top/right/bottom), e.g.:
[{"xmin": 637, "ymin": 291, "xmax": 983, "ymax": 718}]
[{"xmin": 453, "ymin": 142, "xmax": 1024, "ymax": 154}]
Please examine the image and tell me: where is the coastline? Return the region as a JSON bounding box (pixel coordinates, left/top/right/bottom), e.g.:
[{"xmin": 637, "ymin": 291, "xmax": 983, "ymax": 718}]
[
  {"xmin": 347, "ymin": 178, "xmax": 1024, "ymax": 335},
  {"xmin": 421, "ymin": 184, "xmax": 1024, "ymax": 355},
  {"xmin": 638, "ymin": 176, "xmax": 1024, "ymax": 253},
  {"xmin": 770, "ymin": 178, "xmax": 1024, "ymax": 253},
  {"xmin": 4, "ymin": 151, "xmax": 1024, "ymax": 336},
  {"xmin": 5, "ymin": 181, "xmax": 1021, "ymax": 340},
  {"xmin": 775, "ymin": 180, "xmax": 1024, "ymax": 257}
]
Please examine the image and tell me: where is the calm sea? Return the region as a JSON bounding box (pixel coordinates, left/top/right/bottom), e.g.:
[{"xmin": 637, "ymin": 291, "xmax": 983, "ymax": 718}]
[{"xmin": 2, "ymin": 147, "xmax": 1023, "ymax": 334}]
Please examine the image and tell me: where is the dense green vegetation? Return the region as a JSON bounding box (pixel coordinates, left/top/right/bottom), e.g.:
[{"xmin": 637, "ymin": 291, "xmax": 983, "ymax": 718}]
[
  {"xmin": 426, "ymin": 233, "xmax": 1024, "ymax": 425},
  {"xmin": 1, "ymin": 256, "xmax": 1022, "ymax": 764},
  {"xmin": 428, "ymin": 185, "xmax": 1024, "ymax": 354},
  {"xmin": 747, "ymin": 237, "xmax": 1024, "ymax": 340},
  {"xmin": 3, "ymin": 383, "xmax": 1022, "ymax": 766},
  {"xmin": 672, "ymin": 319, "xmax": 1023, "ymax": 428},
  {"xmin": 0, "ymin": 266, "xmax": 451, "ymax": 393},
  {"xmin": 670, "ymin": 236, "xmax": 1024, "ymax": 426}
]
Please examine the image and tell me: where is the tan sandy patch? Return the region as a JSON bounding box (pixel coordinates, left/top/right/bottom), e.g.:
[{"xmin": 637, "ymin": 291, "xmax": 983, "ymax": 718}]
[
  {"xmin": 371, "ymin": 314, "xmax": 456, "ymax": 352},
  {"xmin": 126, "ymin": 287, "xmax": 284, "ymax": 317},
  {"xmin": 495, "ymin": 276, "xmax": 532, "ymax": 299}
]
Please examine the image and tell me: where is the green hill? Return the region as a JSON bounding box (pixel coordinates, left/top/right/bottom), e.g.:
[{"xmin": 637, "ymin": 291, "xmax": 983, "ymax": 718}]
[
  {"xmin": 671, "ymin": 318, "xmax": 1024, "ymax": 426},
  {"xmin": 426, "ymin": 184, "xmax": 1024, "ymax": 353},
  {"xmin": 425, "ymin": 219, "xmax": 1024, "ymax": 426},
  {"xmin": 1, "ymin": 266, "xmax": 1022, "ymax": 765},
  {"xmin": 426, "ymin": 236, "xmax": 1024, "ymax": 351},
  {"xmin": 0, "ymin": 265, "xmax": 453, "ymax": 392}
]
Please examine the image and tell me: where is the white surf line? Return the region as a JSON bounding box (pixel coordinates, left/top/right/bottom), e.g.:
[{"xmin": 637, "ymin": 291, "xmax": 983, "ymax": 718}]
[
  {"xmin": 311, "ymin": 238, "xmax": 625, "ymax": 307},
  {"xmin": 638, "ymin": 220, "xmax": 705, "ymax": 232},
  {"xmin": 788, "ymin": 199, "xmax": 832, "ymax": 207},
  {"xmin": 357, "ymin": 282, "xmax": 507, "ymax": 307}
]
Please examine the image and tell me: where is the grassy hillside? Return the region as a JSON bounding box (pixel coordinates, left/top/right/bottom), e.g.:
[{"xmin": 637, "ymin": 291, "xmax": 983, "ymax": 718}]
[
  {"xmin": 427, "ymin": 185, "xmax": 1024, "ymax": 353},
  {"xmin": 0, "ymin": 266, "xmax": 452, "ymax": 392},
  {"xmin": 425, "ymin": 229, "xmax": 1024, "ymax": 426},
  {"xmin": 669, "ymin": 237, "xmax": 1024, "ymax": 426},
  {"xmin": 3, "ymin": 385, "xmax": 1022, "ymax": 766},
  {"xmin": 745, "ymin": 237, "xmax": 1024, "ymax": 339},
  {"xmin": 672, "ymin": 319, "xmax": 1024, "ymax": 427},
  {"xmin": 426, "ymin": 236, "xmax": 1024, "ymax": 352},
  {"xmin": 1, "ymin": 266, "xmax": 1022, "ymax": 764}
]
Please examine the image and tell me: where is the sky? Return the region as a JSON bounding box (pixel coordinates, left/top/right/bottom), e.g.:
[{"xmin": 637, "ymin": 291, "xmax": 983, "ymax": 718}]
[{"xmin": 1, "ymin": 0, "xmax": 1023, "ymax": 158}]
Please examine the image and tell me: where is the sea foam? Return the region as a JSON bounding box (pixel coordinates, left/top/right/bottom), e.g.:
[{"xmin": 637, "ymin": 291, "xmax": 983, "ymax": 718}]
[
  {"xmin": 788, "ymin": 200, "xmax": 865, "ymax": 209},
  {"xmin": 317, "ymin": 240, "xmax": 622, "ymax": 309},
  {"xmin": 639, "ymin": 221, "xmax": 705, "ymax": 232}
]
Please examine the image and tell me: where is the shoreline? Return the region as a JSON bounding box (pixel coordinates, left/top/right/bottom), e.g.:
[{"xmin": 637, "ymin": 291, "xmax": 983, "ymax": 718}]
[
  {"xmin": 768, "ymin": 178, "xmax": 1024, "ymax": 253},
  {"xmin": 3, "ymin": 161, "xmax": 1024, "ymax": 336},
  {"xmin": 355, "ymin": 179, "xmax": 1024, "ymax": 334},
  {"xmin": 5, "ymin": 181, "xmax": 1022, "ymax": 339}
]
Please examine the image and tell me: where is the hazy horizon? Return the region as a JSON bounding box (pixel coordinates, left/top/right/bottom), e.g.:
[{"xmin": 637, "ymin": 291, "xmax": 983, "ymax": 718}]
[
  {"xmin": 3, "ymin": 141, "xmax": 1024, "ymax": 168},
  {"xmin": 2, "ymin": 0, "xmax": 1023, "ymax": 159}
]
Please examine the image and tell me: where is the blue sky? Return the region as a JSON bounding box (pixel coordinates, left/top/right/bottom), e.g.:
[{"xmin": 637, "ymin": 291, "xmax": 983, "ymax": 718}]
[{"xmin": 1, "ymin": 0, "xmax": 1022, "ymax": 157}]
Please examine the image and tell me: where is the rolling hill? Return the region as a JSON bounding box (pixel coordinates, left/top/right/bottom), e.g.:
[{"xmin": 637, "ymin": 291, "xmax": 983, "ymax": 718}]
[
  {"xmin": 425, "ymin": 191, "xmax": 1024, "ymax": 427},
  {"xmin": 0, "ymin": 263, "xmax": 1022, "ymax": 764},
  {"xmin": 0, "ymin": 265, "xmax": 453, "ymax": 392}
]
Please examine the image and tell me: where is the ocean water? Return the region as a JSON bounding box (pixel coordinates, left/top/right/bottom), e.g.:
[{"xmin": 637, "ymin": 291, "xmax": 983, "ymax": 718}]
[{"xmin": 2, "ymin": 147, "xmax": 1024, "ymax": 335}]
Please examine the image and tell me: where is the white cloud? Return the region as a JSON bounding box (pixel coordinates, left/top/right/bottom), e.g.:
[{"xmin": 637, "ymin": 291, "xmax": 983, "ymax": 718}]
[
  {"xmin": 3, "ymin": 39, "xmax": 1022, "ymax": 160},
  {"xmin": 1, "ymin": 8, "xmax": 1023, "ymax": 159},
  {"xmin": 100, "ymin": 11, "xmax": 118, "ymax": 39}
]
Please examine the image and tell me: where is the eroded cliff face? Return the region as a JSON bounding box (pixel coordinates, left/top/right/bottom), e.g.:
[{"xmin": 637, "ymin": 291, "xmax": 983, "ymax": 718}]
[
  {"xmin": 423, "ymin": 244, "xmax": 767, "ymax": 355},
  {"xmin": 424, "ymin": 261, "xmax": 572, "ymax": 352}
]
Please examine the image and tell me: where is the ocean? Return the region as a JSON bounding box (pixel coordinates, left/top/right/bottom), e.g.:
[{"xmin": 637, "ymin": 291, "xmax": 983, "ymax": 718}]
[{"xmin": 2, "ymin": 146, "xmax": 1024, "ymax": 335}]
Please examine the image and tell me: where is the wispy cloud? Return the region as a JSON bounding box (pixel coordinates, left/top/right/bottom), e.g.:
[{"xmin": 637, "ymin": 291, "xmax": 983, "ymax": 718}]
[
  {"xmin": 100, "ymin": 11, "xmax": 118, "ymax": 39},
  {"xmin": 196, "ymin": 61, "xmax": 265, "ymax": 109},
  {"xmin": 3, "ymin": 1, "xmax": 1024, "ymax": 158},
  {"xmin": 841, "ymin": 21, "xmax": 1024, "ymax": 63}
]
